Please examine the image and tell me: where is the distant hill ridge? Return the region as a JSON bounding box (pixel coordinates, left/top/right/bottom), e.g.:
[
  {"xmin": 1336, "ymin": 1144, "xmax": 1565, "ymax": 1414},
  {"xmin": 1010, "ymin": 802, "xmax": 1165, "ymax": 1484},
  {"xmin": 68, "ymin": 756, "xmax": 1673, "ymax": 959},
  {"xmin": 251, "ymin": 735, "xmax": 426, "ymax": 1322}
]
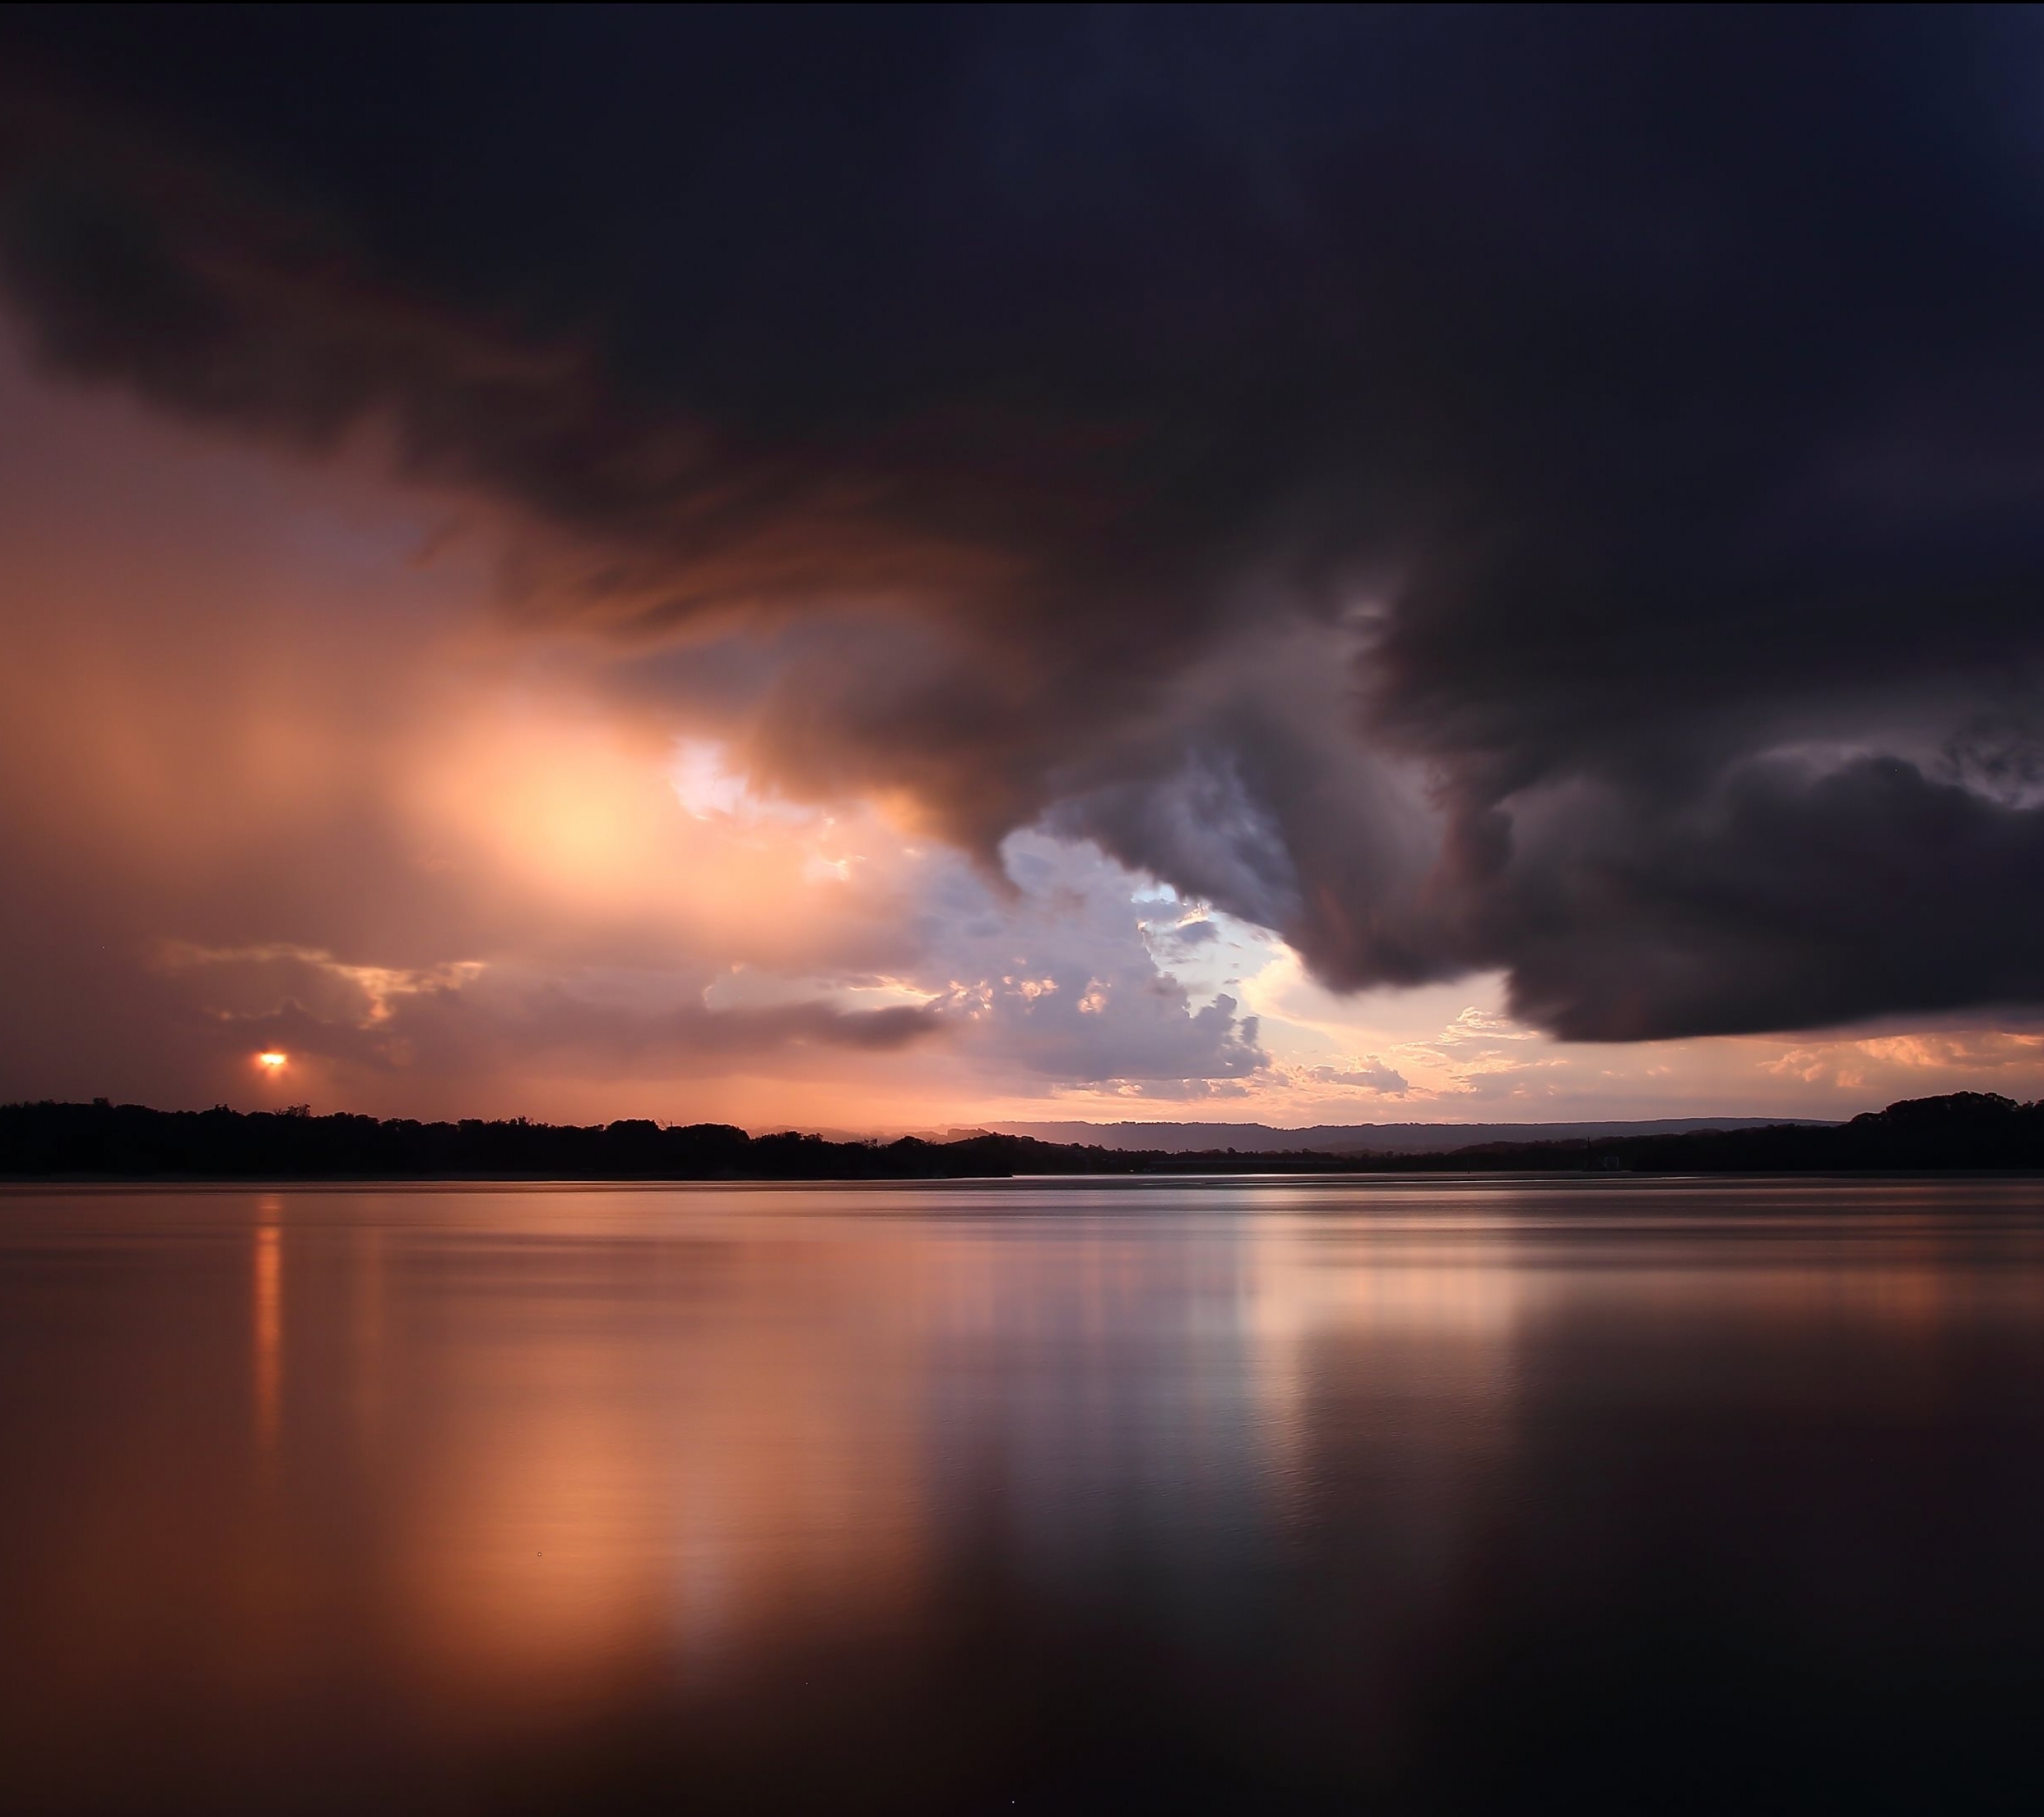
[
  {"xmin": 3, "ymin": 1093, "xmax": 2038, "ymax": 1178},
  {"xmin": 984, "ymin": 1116, "xmax": 1837, "ymax": 1154}
]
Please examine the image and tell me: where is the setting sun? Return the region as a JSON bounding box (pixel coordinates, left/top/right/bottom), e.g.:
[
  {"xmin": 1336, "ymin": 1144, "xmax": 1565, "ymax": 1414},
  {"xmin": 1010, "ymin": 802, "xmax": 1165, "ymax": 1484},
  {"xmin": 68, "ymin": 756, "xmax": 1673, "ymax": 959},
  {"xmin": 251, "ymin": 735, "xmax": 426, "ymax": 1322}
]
[{"xmin": 258, "ymin": 1051, "xmax": 287, "ymax": 1070}]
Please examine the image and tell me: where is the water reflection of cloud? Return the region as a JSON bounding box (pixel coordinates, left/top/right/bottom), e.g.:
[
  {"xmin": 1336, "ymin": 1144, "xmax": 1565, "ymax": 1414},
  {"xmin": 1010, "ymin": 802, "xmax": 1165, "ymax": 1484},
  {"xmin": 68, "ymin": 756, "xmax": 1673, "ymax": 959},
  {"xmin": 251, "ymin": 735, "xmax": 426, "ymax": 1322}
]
[{"xmin": 386, "ymin": 1217, "xmax": 935, "ymax": 1718}]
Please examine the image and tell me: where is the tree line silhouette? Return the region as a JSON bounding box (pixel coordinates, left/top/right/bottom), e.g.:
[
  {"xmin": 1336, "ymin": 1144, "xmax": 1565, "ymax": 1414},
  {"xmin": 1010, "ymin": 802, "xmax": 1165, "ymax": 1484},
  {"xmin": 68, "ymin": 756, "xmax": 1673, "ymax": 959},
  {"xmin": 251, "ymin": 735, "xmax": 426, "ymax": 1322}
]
[{"xmin": 2, "ymin": 1091, "xmax": 2041, "ymax": 1180}]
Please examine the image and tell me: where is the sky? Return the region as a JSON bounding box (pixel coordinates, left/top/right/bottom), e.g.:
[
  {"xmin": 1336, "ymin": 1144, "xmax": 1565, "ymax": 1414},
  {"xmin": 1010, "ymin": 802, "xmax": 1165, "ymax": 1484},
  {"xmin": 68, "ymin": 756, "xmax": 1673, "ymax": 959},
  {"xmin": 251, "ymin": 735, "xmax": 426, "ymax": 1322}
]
[{"xmin": 3, "ymin": 6, "xmax": 2043, "ymax": 1131}]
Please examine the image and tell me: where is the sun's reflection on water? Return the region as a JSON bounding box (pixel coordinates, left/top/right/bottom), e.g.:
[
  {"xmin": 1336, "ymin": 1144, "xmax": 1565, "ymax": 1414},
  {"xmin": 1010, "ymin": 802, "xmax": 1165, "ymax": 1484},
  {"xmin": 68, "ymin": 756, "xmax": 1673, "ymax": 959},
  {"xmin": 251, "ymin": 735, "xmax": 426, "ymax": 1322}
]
[{"xmin": 251, "ymin": 1212, "xmax": 282, "ymax": 1459}]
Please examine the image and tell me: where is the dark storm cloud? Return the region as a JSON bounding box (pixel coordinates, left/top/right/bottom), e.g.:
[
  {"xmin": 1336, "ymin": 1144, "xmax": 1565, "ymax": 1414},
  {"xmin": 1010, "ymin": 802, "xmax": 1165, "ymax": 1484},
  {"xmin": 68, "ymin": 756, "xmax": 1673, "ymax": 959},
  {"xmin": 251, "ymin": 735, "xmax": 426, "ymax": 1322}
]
[
  {"xmin": 6, "ymin": 6, "xmax": 2044, "ymax": 1038},
  {"xmin": 1482, "ymin": 756, "xmax": 2044, "ymax": 1040}
]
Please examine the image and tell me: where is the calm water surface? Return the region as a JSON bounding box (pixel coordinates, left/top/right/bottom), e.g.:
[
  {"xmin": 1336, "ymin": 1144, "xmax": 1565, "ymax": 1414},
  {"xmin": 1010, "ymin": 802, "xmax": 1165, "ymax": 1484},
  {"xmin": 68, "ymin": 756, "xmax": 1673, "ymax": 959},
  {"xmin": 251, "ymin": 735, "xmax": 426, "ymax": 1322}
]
[{"xmin": 4, "ymin": 1177, "xmax": 2044, "ymax": 1812}]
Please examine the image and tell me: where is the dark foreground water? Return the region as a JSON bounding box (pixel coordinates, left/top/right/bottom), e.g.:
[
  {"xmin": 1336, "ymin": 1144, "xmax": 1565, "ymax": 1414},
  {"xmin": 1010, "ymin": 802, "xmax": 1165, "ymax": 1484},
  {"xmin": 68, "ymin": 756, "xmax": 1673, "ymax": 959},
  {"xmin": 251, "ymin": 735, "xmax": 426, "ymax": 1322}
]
[{"xmin": 4, "ymin": 1178, "xmax": 2044, "ymax": 1813}]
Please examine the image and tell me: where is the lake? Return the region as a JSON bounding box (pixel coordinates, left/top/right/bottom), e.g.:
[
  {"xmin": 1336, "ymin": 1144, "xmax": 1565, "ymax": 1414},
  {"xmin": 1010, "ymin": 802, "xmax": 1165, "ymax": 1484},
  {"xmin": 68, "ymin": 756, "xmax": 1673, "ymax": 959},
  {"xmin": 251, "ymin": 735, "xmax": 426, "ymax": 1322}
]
[{"xmin": 4, "ymin": 1177, "xmax": 2043, "ymax": 1812}]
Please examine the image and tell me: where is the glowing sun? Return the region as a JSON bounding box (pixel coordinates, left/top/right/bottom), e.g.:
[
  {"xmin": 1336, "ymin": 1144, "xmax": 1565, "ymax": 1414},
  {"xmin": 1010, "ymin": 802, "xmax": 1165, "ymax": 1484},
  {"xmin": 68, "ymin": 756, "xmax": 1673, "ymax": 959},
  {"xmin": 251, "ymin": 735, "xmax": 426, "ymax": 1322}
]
[{"xmin": 257, "ymin": 1052, "xmax": 287, "ymax": 1070}]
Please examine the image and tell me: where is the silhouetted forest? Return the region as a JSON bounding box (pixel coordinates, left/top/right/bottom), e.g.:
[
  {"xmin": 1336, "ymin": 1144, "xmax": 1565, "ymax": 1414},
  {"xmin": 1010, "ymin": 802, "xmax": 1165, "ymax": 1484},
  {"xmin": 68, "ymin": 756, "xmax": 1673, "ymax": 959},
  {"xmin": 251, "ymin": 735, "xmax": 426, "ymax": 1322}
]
[{"xmin": 2, "ymin": 1091, "xmax": 2042, "ymax": 1180}]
